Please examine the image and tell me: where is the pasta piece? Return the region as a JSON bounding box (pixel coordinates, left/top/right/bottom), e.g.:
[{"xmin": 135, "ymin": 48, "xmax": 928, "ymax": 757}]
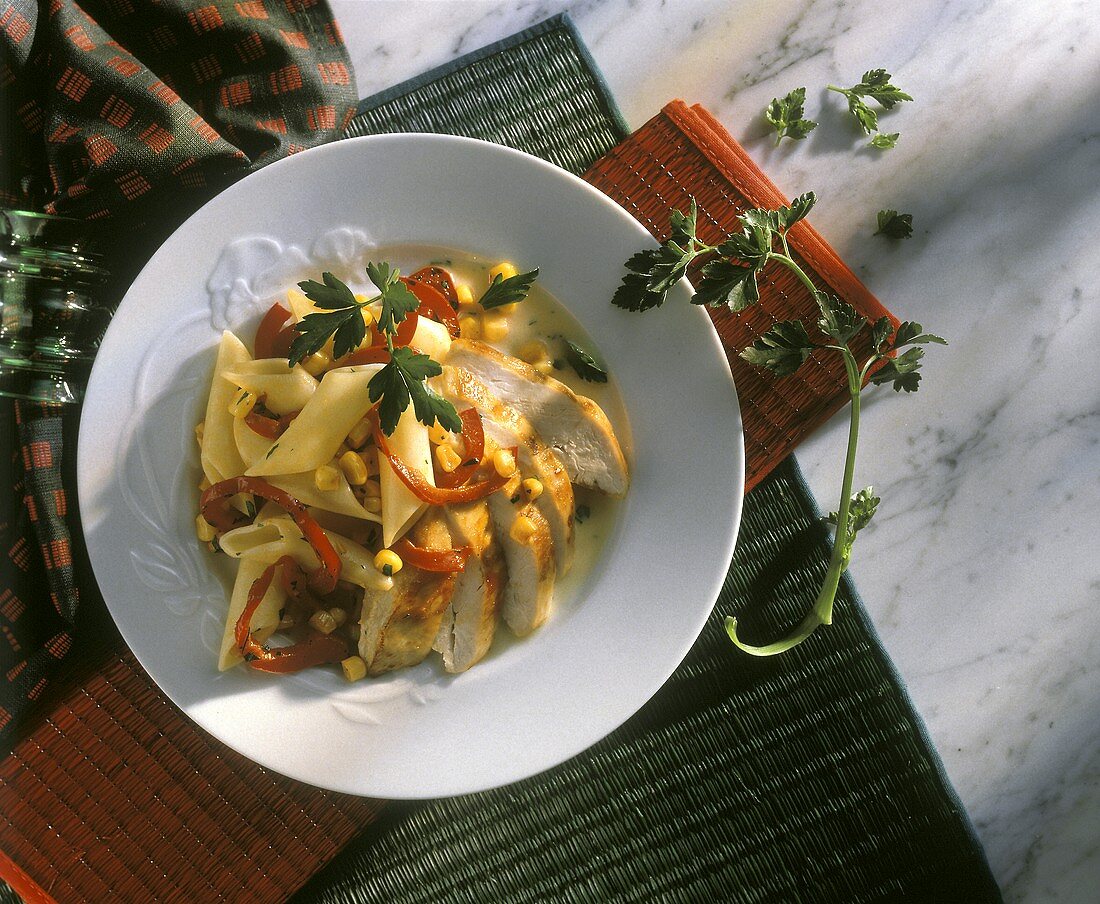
[
  {"xmin": 201, "ymin": 331, "xmax": 250, "ymax": 485},
  {"xmin": 408, "ymin": 316, "xmax": 451, "ymax": 363},
  {"xmin": 246, "ymin": 365, "xmax": 381, "ymax": 477},
  {"xmin": 233, "ymin": 417, "xmax": 274, "ymax": 469},
  {"xmin": 218, "ymin": 521, "xmax": 282, "ymax": 558},
  {"xmin": 221, "ymin": 360, "xmax": 318, "ymax": 415},
  {"xmin": 243, "ymin": 515, "xmax": 392, "ymax": 592},
  {"xmin": 378, "ymin": 406, "xmax": 434, "ymax": 547},
  {"xmin": 266, "ymin": 470, "xmax": 382, "ymax": 523},
  {"xmin": 219, "ymin": 554, "xmax": 286, "ymax": 671}
]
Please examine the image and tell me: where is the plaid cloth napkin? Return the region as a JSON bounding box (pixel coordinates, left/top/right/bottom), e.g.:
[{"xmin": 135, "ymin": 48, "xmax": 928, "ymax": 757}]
[{"xmin": 0, "ymin": 0, "xmax": 356, "ymax": 744}]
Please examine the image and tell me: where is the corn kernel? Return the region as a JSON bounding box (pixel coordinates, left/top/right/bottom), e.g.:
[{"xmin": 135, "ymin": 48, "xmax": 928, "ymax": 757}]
[
  {"xmin": 341, "ymin": 655, "xmax": 367, "ymax": 682},
  {"xmin": 435, "ymin": 442, "xmax": 462, "ymax": 473},
  {"xmin": 493, "ymin": 448, "xmax": 516, "ymax": 478},
  {"xmin": 511, "ymin": 515, "xmax": 538, "ymax": 544},
  {"xmin": 459, "ymin": 313, "xmax": 481, "ymax": 340},
  {"xmin": 228, "ymin": 389, "xmax": 255, "ymax": 419},
  {"xmin": 374, "ymin": 549, "xmax": 402, "ymax": 576},
  {"xmin": 354, "ymin": 295, "xmax": 375, "ymax": 329},
  {"xmin": 363, "ymin": 495, "xmax": 382, "ymax": 514},
  {"xmin": 489, "ymin": 261, "xmax": 518, "ymax": 283},
  {"xmin": 339, "ymin": 450, "xmax": 368, "ymax": 486},
  {"xmin": 195, "ymin": 421, "xmax": 205, "ymax": 448},
  {"xmin": 522, "ymin": 478, "xmax": 544, "ymax": 501},
  {"xmin": 314, "ymin": 463, "xmax": 341, "ymax": 492},
  {"xmin": 347, "ymin": 622, "xmax": 362, "ymax": 643},
  {"xmin": 428, "ymin": 422, "xmax": 452, "ymax": 446},
  {"xmin": 302, "ymin": 351, "xmax": 331, "ymax": 377},
  {"xmin": 518, "ymin": 340, "xmax": 549, "ymax": 364},
  {"xmin": 361, "ymin": 477, "xmax": 382, "ymax": 498},
  {"xmin": 347, "ymin": 416, "xmax": 372, "ymax": 450},
  {"xmin": 455, "ymin": 283, "xmax": 474, "ymax": 307},
  {"xmin": 481, "ymin": 312, "xmax": 509, "ymax": 343},
  {"xmin": 532, "ymin": 357, "xmax": 555, "ymax": 376},
  {"xmin": 328, "ymin": 607, "xmax": 348, "ymax": 627},
  {"xmin": 195, "ymin": 513, "xmax": 217, "ymax": 543},
  {"xmin": 309, "ymin": 609, "xmax": 338, "ymax": 634}
]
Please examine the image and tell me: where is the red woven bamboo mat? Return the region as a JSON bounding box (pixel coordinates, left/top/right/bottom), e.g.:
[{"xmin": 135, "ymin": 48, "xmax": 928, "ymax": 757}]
[
  {"xmin": 585, "ymin": 101, "xmax": 896, "ymax": 491},
  {"xmin": 0, "ymin": 101, "xmax": 895, "ymax": 904}
]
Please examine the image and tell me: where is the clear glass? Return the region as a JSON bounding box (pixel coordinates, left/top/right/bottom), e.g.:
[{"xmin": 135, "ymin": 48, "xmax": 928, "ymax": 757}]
[{"xmin": 0, "ymin": 209, "xmax": 110, "ymax": 403}]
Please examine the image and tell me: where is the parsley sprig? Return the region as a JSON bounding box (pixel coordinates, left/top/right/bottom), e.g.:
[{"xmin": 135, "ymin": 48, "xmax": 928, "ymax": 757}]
[
  {"xmin": 289, "ymin": 263, "xmax": 460, "ymax": 435},
  {"xmin": 480, "ymin": 268, "xmax": 539, "ymax": 309},
  {"xmin": 613, "ymin": 193, "xmax": 945, "ymax": 655},
  {"xmin": 765, "ymin": 87, "xmax": 817, "ymax": 145},
  {"xmin": 874, "ymin": 209, "xmax": 913, "ymax": 239},
  {"xmin": 827, "ymin": 69, "xmax": 912, "ymax": 145}
]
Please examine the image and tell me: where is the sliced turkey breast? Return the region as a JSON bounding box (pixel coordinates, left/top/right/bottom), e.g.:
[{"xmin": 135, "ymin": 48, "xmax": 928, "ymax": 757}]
[
  {"xmin": 358, "ymin": 510, "xmax": 457, "ymax": 675},
  {"xmin": 445, "ymin": 339, "xmax": 629, "ymax": 496},
  {"xmin": 441, "ymin": 366, "xmax": 575, "ymax": 574},
  {"xmin": 433, "ymin": 500, "xmax": 505, "ymax": 673}
]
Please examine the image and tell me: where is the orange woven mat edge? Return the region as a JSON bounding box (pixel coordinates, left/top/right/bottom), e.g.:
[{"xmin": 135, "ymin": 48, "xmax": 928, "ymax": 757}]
[{"xmin": 583, "ymin": 100, "xmax": 898, "ymax": 491}]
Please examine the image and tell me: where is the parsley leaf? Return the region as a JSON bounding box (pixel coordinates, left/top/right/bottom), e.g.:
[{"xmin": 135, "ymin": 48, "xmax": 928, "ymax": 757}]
[
  {"xmin": 816, "ymin": 292, "xmax": 865, "ymax": 344},
  {"xmin": 869, "ymin": 132, "xmax": 899, "ymax": 150},
  {"xmin": 694, "ymin": 258, "xmax": 761, "ymax": 311},
  {"xmin": 480, "ymin": 268, "xmax": 539, "ymax": 310},
  {"xmin": 893, "ymin": 320, "xmax": 947, "ymax": 348},
  {"xmin": 869, "ymin": 346, "xmax": 926, "ymax": 392},
  {"xmin": 827, "ymin": 486, "xmax": 880, "ymax": 543},
  {"xmin": 366, "ymin": 261, "xmax": 419, "ymax": 333},
  {"xmin": 875, "ymin": 209, "xmax": 914, "ymax": 239},
  {"xmin": 563, "ymin": 339, "xmax": 608, "ymax": 383},
  {"xmin": 765, "ymin": 88, "xmax": 818, "ymax": 145},
  {"xmin": 739, "ymin": 320, "xmax": 815, "ymax": 376},
  {"xmin": 827, "ymin": 69, "xmax": 911, "ymax": 135},
  {"xmin": 613, "ymin": 201, "xmax": 713, "ymax": 311},
  {"xmin": 368, "ymin": 346, "xmax": 461, "ymax": 435}
]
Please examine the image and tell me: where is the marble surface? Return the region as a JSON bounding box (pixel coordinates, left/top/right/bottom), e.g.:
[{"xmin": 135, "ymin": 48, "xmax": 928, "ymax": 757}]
[{"xmin": 331, "ymin": 1, "xmax": 1099, "ymax": 899}]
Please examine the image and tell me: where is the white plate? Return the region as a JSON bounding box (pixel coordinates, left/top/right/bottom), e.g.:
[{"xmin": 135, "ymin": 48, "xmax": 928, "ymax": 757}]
[{"xmin": 77, "ymin": 134, "xmax": 744, "ymax": 798}]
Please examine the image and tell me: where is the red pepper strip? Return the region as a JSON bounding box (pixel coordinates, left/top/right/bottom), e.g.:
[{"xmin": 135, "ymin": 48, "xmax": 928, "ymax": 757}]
[
  {"xmin": 234, "ymin": 557, "xmax": 350, "ymax": 673},
  {"xmin": 437, "ymin": 407, "xmax": 485, "ymax": 489},
  {"xmin": 409, "ymin": 266, "xmax": 459, "ymax": 307},
  {"xmin": 244, "ymin": 409, "xmax": 299, "ymax": 439},
  {"xmin": 393, "ymin": 538, "xmax": 470, "ymax": 573},
  {"xmin": 200, "ymin": 476, "xmax": 341, "ymax": 593},
  {"xmin": 402, "ymin": 277, "xmax": 460, "ymax": 338},
  {"xmin": 255, "ymin": 303, "xmax": 297, "ymax": 359},
  {"xmin": 373, "ymin": 419, "xmax": 515, "ymax": 505}
]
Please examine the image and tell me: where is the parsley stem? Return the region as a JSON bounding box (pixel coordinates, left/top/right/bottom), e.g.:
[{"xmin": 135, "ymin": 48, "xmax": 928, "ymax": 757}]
[{"xmin": 769, "ymin": 251, "xmax": 819, "ymax": 299}]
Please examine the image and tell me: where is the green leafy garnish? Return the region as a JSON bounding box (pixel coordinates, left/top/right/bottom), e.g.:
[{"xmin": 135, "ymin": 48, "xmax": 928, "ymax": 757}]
[
  {"xmin": 287, "ymin": 264, "xmax": 460, "ymax": 435},
  {"xmin": 563, "ymin": 339, "xmax": 608, "ymax": 383},
  {"xmin": 614, "ymin": 193, "xmax": 945, "ymax": 656},
  {"xmin": 869, "ymin": 132, "xmax": 899, "ymax": 150},
  {"xmin": 613, "ymin": 194, "xmax": 817, "ymax": 314},
  {"xmin": 827, "ymin": 69, "xmax": 912, "ymax": 140},
  {"xmin": 875, "ymin": 209, "xmax": 913, "ymax": 239},
  {"xmin": 765, "ymin": 88, "xmax": 818, "ymax": 145},
  {"xmin": 480, "ymin": 268, "xmax": 539, "ymax": 309}
]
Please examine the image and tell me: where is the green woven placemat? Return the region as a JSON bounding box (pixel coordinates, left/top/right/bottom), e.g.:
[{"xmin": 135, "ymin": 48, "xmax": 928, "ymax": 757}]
[{"xmin": 293, "ymin": 15, "xmax": 1001, "ymax": 904}]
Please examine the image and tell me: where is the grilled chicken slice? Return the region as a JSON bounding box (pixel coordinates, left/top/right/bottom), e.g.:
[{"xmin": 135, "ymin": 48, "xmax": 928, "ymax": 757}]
[
  {"xmin": 442, "ymin": 366, "xmax": 575, "ymax": 573},
  {"xmin": 358, "ymin": 510, "xmax": 457, "ymax": 675},
  {"xmin": 433, "ymin": 500, "xmax": 505, "ymax": 672},
  {"xmin": 479, "ymin": 421, "xmax": 556, "ymax": 636},
  {"xmin": 446, "ymin": 339, "xmax": 628, "ymax": 496}
]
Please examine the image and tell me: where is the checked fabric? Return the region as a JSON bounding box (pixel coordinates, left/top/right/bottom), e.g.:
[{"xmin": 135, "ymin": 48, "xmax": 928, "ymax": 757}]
[{"xmin": 0, "ymin": 0, "xmax": 358, "ymax": 746}]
